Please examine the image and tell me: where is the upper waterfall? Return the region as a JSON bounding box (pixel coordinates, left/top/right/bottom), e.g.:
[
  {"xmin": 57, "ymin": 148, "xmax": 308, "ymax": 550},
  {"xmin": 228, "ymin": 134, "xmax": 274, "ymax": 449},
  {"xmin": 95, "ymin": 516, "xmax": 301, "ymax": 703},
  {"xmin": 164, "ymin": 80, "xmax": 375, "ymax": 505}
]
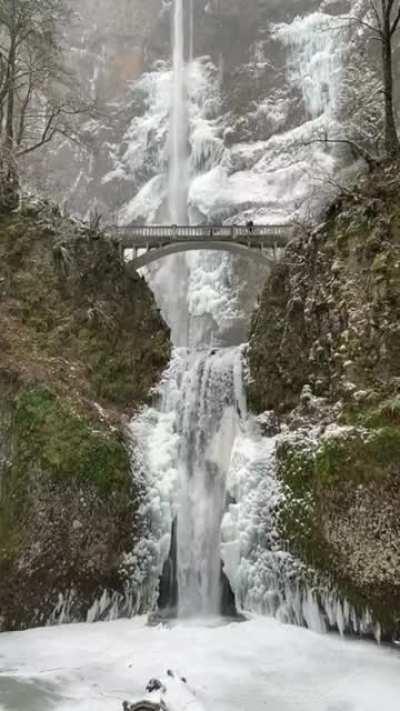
[{"xmin": 168, "ymin": 0, "xmax": 189, "ymax": 223}]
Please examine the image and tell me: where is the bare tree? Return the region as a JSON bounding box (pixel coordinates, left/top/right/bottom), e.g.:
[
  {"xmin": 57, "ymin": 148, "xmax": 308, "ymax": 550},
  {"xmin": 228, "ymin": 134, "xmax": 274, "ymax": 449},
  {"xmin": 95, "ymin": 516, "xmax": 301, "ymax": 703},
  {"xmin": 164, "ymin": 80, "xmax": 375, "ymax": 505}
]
[
  {"xmin": 348, "ymin": 1, "xmax": 400, "ymax": 158},
  {"xmin": 338, "ymin": 40, "xmax": 385, "ymax": 158},
  {"xmin": 0, "ymin": 0, "xmax": 96, "ymax": 209}
]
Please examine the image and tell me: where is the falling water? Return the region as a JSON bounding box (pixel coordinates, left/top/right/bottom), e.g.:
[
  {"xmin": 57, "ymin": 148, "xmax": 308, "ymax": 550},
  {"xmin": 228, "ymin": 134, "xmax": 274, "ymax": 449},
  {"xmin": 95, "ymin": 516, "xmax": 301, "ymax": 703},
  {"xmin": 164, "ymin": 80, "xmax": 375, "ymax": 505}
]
[
  {"xmin": 175, "ymin": 348, "xmax": 245, "ymax": 616},
  {"xmin": 150, "ymin": 0, "xmax": 243, "ymax": 617},
  {"xmin": 168, "ymin": 0, "xmax": 188, "ymax": 223}
]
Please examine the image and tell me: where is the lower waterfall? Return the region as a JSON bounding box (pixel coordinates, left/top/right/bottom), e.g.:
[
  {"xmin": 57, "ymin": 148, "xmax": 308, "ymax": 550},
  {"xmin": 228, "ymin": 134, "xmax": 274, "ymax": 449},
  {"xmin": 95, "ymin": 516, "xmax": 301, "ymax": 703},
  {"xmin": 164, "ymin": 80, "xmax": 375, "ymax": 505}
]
[
  {"xmin": 173, "ymin": 348, "xmax": 244, "ymax": 616},
  {"xmin": 130, "ymin": 341, "xmax": 379, "ymax": 634},
  {"xmin": 130, "ymin": 346, "xmax": 245, "ymax": 618}
]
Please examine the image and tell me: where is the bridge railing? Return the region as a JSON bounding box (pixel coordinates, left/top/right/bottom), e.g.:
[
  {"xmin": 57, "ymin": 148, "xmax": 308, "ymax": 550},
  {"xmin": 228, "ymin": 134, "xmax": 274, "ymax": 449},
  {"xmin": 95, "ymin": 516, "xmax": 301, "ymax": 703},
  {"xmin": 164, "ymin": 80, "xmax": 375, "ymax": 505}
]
[{"xmin": 108, "ymin": 224, "xmax": 293, "ymax": 242}]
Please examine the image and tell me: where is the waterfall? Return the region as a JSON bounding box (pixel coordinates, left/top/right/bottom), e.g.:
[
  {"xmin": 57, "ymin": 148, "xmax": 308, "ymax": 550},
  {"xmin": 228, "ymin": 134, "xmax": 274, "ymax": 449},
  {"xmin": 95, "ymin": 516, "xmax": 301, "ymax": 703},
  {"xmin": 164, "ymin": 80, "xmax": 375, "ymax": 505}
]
[
  {"xmin": 129, "ymin": 346, "xmax": 244, "ymax": 618},
  {"xmin": 127, "ymin": 0, "xmax": 243, "ymax": 619},
  {"xmin": 164, "ymin": 0, "xmax": 243, "ymax": 617},
  {"xmin": 175, "ymin": 348, "xmax": 244, "ymax": 616},
  {"xmin": 128, "ymin": 0, "xmax": 340, "ymax": 627},
  {"xmin": 168, "ymin": 0, "xmax": 188, "ymax": 223},
  {"xmin": 124, "ymin": 0, "xmax": 368, "ymax": 635},
  {"xmin": 112, "ymin": 0, "xmax": 378, "ymax": 637}
]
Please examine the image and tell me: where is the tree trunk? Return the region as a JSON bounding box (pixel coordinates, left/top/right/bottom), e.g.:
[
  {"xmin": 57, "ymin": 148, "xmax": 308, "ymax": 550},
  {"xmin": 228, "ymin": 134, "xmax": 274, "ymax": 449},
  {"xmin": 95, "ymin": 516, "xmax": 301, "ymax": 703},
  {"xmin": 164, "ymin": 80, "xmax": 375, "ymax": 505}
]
[
  {"xmin": 0, "ymin": 1, "xmax": 19, "ymax": 212},
  {"xmin": 5, "ymin": 0, "xmax": 17, "ymax": 153},
  {"xmin": 382, "ymin": 18, "xmax": 400, "ymax": 158},
  {"xmin": 5, "ymin": 38, "xmax": 16, "ymax": 152}
]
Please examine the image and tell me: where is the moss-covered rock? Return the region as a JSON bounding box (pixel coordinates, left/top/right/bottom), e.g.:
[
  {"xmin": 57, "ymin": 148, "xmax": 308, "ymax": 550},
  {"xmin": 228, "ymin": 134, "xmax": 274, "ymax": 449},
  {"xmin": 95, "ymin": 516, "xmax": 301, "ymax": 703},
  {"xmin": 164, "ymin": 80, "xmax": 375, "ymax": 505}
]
[
  {"xmin": 249, "ymin": 164, "xmax": 400, "ymax": 638},
  {"xmin": 248, "ymin": 164, "xmax": 400, "ymax": 414},
  {"xmin": 276, "ymin": 437, "xmax": 321, "ymax": 568},
  {"xmin": 276, "ymin": 425, "xmax": 400, "ymax": 637},
  {"xmin": 0, "ymin": 202, "xmax": 170, "ymax": 631}
]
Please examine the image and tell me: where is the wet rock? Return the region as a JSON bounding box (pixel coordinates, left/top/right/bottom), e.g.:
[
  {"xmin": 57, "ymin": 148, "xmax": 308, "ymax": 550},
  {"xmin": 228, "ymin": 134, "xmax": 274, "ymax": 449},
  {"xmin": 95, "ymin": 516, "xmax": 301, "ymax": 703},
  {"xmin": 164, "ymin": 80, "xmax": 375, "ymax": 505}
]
[
  {"xmin": 248, "ymin": 168, "xmax": 400, "ymax": 414},
  {"xmin": 146, "ymin": 679, "xmax": 166, "ymax": 694},
  {"xmin": 255, "ymin": 411, "xmax": 281, "ymax": 437}
]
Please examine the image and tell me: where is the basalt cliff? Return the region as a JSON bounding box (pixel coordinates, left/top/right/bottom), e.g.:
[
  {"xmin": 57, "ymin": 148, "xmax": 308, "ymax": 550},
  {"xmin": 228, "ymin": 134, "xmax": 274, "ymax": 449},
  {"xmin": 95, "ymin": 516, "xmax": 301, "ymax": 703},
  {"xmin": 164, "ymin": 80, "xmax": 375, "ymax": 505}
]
[
  {"xmin": 248, "ymin": 164, "xmax": 400, "ymax": 638},
  {"xmin": 0, "ymin": 202, "xmax": 170, "ymax": 631}
]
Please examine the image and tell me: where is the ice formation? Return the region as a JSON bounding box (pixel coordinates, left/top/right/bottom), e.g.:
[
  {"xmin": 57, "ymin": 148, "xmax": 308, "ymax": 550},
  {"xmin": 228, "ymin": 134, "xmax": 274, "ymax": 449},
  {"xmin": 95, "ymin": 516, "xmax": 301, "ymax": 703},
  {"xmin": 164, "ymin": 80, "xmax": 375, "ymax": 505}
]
[
  {"xmin": 118, "ymin": 0, "xmax": 375, "ymax": 635},
  {"xmin": 3, "ymin": 616, "xmax": 400, "ymax": 711}
]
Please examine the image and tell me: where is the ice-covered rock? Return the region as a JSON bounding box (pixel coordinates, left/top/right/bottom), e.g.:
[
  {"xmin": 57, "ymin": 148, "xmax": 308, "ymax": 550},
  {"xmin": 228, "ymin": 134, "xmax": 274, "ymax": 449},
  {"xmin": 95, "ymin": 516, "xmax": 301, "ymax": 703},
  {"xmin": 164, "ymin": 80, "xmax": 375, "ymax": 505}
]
[{"xmin": 123, "ymin": 671, "xmax": 205, "ymax": 711}]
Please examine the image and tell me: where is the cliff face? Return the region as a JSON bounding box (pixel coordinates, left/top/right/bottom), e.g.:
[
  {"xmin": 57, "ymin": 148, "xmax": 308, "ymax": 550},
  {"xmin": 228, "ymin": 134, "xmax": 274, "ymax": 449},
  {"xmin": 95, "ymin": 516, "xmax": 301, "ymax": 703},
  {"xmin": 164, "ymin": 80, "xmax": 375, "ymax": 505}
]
[
  {"xmin": 249, "ymin": 164, "xmax": 400, "ymax": 414},
  {"xmin": 0, "ymin": 203, "xmax": 170, "ymax": 631},
  {"xmin": 248, "ymin": 165, "xmax": 400, "ymax": 637}
]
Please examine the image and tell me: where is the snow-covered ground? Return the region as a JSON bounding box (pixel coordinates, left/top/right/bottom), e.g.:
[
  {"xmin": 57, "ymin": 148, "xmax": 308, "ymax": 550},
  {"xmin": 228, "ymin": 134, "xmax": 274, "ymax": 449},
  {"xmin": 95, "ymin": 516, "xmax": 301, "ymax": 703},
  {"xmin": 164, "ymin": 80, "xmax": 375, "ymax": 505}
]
[{"xmin": 1, "ymin": 616, "xmax": 400, "ymax": 711}]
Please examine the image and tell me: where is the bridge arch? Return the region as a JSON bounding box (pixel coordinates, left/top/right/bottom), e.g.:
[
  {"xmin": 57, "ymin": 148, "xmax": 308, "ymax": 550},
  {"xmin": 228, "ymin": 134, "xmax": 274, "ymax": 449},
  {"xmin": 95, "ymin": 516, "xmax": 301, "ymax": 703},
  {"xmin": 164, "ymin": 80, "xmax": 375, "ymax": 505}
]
[{"xmin": 128, "ymin": 240, "xmax": 277, "ymax": 269}]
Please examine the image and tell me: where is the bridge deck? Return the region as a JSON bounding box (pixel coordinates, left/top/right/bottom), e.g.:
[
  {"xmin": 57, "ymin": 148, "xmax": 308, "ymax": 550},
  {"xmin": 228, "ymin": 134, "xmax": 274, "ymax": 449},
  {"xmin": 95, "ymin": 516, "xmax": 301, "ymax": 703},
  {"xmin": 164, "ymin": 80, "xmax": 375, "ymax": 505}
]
[{"xmin": 109, "ymin": 224, "xmax": 292, "ymax": 249}]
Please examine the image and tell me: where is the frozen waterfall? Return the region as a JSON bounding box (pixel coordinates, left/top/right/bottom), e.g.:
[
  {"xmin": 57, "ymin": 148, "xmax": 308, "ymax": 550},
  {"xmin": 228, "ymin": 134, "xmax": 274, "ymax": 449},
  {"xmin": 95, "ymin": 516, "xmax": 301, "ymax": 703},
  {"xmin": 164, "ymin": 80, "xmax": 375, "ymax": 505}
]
[
  {"xmin": 127, "ymin": 0, "xmax": 245, "ymax": 618},
  {"xmin": 129, "ymin": 346, "xmax": 245, "ymax": 618},
  {"xmin": 125, "ymin": 0, "xmax": 367, "ymax": 634},
  {"xmin": 174, "ymin": 349, "xmax": 244, "ymax": 616}
]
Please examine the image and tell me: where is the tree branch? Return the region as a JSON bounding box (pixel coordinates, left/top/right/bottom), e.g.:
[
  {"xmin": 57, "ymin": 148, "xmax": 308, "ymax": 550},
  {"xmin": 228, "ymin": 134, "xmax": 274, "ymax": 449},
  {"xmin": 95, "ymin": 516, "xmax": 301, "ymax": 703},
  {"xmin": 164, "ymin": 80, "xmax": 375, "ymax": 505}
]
[
  {"xmin": 342, "ymin": 14, "xmax": 383, "ymax": 39},
  {"xmin": 390, "ymin": 6, "xmax": 400, "ymax": 34},
  {"xmin": 368, "ymin": 0, "xmax": 384, "ymax": 30},
  {"xmin": 301, "ymin": 137, "xmax": 377, "ymax": 169},
  {"xmin": 16, "ymin": 130, "xmax": 56, "ymax": 157}
]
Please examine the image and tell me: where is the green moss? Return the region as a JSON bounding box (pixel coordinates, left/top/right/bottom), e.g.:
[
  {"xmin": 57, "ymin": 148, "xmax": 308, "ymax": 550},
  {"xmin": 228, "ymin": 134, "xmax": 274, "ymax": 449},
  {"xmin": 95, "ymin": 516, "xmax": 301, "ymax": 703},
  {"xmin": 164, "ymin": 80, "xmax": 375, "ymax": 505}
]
[
  {"xmin": 364, "ymin": 397, "xmax": 400, "ymax": 428},
  {"xmin": 314, "ymin": 428, "xmax": 400, "ymax": 486},
  {"xmin": 277, "ymin": 425, "xmax": 400, "ymax": 569},
  {"xmin": 276, "ymin": 441, "xmax": 325, "ymax": 568},
  {"xmin": 13, "ymin": 387, "xmax": 130, "ymax": 496},
  {"xmin": 276, "ymin": 441, "xmax": 315, "ymax": 495},
  {"xmin": 0, "ymin": 386, "xmax": 131, "ymax": 561}
]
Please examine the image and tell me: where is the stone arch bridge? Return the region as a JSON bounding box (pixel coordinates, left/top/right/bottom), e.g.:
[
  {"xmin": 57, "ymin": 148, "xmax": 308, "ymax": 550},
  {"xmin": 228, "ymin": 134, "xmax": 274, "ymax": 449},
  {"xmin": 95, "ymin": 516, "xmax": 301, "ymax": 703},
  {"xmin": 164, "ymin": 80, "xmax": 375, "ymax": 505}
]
[{"xmin": 107, "ymin": 224, "xmax": 293, "ymax": 270}]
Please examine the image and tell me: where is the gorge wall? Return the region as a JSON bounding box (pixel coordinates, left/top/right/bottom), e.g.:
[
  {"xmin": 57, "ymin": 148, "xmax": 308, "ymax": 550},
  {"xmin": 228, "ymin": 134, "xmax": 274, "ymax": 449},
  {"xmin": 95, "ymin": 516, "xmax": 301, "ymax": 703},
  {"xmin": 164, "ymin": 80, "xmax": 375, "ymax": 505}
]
[
  {"xmin": 248, "ymin": 164, "xmax": 400, "ymax": 638},
  {"xmin": 0, "ymin": 202, "xmax": 170, "ymax": 631}
]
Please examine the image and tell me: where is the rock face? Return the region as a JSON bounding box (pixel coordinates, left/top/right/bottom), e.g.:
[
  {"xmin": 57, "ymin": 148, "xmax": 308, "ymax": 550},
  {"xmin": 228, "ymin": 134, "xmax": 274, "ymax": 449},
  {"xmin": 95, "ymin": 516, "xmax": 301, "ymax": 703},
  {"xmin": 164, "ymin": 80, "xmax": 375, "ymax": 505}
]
[
  {"xmin": 0, "ymin": 202, "xmax": 170, "ymax": 631},
  {"xmin": 248, "ymin": 165, "xmax": 400, "ymax": 637},
  {"xmin": 248, "ymin": 164, "xmax": 400, "ymax": 414}
]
